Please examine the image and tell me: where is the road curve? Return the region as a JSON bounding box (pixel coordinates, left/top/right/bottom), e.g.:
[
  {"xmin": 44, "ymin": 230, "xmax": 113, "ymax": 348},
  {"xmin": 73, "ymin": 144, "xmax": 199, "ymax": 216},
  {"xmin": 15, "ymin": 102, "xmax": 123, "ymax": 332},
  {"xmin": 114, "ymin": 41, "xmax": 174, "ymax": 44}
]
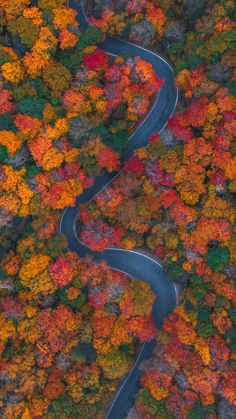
[{"xmin": 60, "ymin": 1, "xmax": 178, "ymax": 418}]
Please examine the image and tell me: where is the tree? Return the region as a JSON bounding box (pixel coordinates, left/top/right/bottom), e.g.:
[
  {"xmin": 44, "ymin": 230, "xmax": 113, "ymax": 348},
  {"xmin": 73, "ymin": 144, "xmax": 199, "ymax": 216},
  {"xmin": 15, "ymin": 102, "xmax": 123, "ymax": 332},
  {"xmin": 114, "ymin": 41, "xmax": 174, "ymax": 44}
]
[
  {"xmin": 80, "ymin": 219, "xmax": 122, "ymax": 252},
  {"xmin": 127, "ymin": 315, "xmax": 156, "ymax": 341},
  {"xmin": 1, "ymin": 61, "xmax": 25, "ymax": 83},
  {"xmin": 52, "ymin": 6, "xmax": 77, "ymax": 30},
  {"xmin": 206, "ymin": 247, "xmax": 230, "ymax": 272},
  {"xmin": 120, "ymin": 279, "xmax": 155, "ymax": 317},
  {"xmin": 130, "ymin": 20, "xmax": 155, "ymax": 47},
  {"xmin": 184, "ymin": 0, "xmax": 206, "ymax": 20},
  {"xmin": 63, "ymin": 89, "xmax": 90, "ymax": 114},
  {"xmin": 97, "ymin": 350, "xmax": 130, "ymax": 380},
  {"xmin": 18, "ymin": 97, "xmax": 47, "ymax": 118},
  {"xmin": 58, "ymin": 28, "xmax": 78, "ymax": 50},
  {"xmin": 0, "ymin": 89, "xmax": 15, "ymax": 114},
  {"xmin": 207, "ymin": 63, "xmax": 232, "ymax": 83},
  {"xmin": 0, "ymin": 130, "xmax": 22, "ymax": 154},
  {"xmin": 96, "ymin": 147, "xmax": 120, "ymax": 172},
  {"xmin": 8, "ymin": 16, "xmax": 39, "ymax": 48},
  {"xmin": 83, "ymin": 49, "xmax": 108, "ymax": 71},
  {"xmin": 49, "ymin": 254, "xmax": 75, "ymax": 288},
  {"xmin": 42, "ymin": 61, "xmax": 72, "ymax": 97}
]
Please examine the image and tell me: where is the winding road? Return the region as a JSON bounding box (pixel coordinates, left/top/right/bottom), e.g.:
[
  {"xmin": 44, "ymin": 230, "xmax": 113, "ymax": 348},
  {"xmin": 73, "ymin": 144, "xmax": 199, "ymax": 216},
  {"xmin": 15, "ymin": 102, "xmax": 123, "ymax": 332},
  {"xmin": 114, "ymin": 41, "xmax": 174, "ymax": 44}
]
[{"xmin": 60, "ymin": 1, "xmax": 178, "ymax": 418}]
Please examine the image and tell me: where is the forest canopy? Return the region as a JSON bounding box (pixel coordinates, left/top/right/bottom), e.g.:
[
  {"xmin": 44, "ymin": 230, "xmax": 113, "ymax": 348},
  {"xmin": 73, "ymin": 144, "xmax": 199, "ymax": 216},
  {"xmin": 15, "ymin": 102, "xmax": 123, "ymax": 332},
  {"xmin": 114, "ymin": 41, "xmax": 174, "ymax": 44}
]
[{"xmin": 0, "ymin": 0, "xmax": 236, "ymax": 418}]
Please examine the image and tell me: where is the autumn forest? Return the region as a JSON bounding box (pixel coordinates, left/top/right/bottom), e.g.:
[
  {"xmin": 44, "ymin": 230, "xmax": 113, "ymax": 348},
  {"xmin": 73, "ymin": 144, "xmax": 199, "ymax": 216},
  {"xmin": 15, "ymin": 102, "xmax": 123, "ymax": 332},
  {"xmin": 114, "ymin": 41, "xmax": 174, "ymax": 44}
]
[{"xmin": 0, "ymin": 0, "xmax": 235, "ymax": 418}]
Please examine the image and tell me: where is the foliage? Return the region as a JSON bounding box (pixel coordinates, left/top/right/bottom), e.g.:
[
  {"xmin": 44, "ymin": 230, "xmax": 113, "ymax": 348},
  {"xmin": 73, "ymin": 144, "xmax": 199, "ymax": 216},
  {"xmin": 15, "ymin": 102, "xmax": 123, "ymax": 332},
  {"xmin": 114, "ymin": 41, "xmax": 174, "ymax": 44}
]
[
  {"xmin": 0, "ymin": 0, "xmax": 162, "ymax": 220},
  {"xmin": 0, "ymin": 1, "xmax": 162, "ymax": 416},
  {"xmin": 79, "ymin": 0, "xmax": 236, "ymax": 416},
  {"xmin": 0, "ymin": 230, "xmax": 155, "ymax": 417},
  {"xmin": 0, "ymin": 0, "xmax": 236, "ymax": 417}
]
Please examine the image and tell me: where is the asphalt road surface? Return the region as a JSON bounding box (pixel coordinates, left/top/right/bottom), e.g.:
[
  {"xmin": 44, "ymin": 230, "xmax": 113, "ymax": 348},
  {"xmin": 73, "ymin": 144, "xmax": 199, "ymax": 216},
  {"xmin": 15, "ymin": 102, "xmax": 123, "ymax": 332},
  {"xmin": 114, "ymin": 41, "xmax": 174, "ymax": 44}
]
[{"xmin": 60, "ymin": 2, "xmax": 178, "ymax": 418}]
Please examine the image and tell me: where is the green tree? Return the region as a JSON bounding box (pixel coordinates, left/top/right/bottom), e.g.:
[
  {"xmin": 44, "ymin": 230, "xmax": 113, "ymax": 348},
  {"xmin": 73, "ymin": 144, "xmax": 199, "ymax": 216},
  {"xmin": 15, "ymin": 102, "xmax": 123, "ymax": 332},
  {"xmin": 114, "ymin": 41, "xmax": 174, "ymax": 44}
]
[
  {"xmin": 0, "ymin": 145, "xmax": 7, "ymax": 162},
  {"xmin": 0, "ymin": 47, "xmax": 11, "ymax": 66},
  {"xmin": 206, "ymin": 247, "xmax": 230, "ymax": 271},
  {"xmin": 0, "ymin": 114, "xmax": 15, "ymax": 131},
  {"xmin": 187, "ymin": 400, "xmax": 205, "ymax": 419},
  {"xmin": 184, "ymin": 0, "xmax": 206, "ymax": 20},
  {"xmin": 8, "ymin": 16, "xmax": 39, "ymax": 48},
  {"xmin": 17, "ymin": 97, "xmax": 47, "ymax": 118},
  {"xmin": 138, "ymin": 389, "xmax": 173, "ymax": 418}
]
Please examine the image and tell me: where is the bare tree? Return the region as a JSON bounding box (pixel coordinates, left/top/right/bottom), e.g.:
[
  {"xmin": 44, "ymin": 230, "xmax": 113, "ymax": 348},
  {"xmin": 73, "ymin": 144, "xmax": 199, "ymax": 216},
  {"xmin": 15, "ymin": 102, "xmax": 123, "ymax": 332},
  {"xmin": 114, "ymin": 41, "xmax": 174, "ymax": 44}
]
[
  {"xmin": 7, "ymin": 143, "xmax": 31, "ymax": 169},
  {"xmin": 217, "ymin": 398, "xmax": 236, "ymax": 419},
  {"xmin": 68, "ymin": 115, "xmax": 94, "ymax": 146},
  {"xmin": 207, "ymin": 63, "xmax": 232, "ymax": 84},
  {"xmin": 130, "ymin": 20, "xmax": 155, "ymax": 47},
  {"xmin": 164, "ymin": 22, "xmax": 185, "ymax": 43}
]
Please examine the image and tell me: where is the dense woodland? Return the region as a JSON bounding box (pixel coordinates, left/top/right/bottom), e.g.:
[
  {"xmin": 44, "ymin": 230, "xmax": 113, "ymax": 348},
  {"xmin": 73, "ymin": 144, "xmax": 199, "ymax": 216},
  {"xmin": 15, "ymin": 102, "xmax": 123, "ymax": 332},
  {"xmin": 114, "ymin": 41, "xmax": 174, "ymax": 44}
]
[
  {"xmin": 0, "ymin": 0, "xmax": 235, "ymax": 418},
  {"xmin": 82, "ymin": 0, "xmax": 236, "ymax": 417}
]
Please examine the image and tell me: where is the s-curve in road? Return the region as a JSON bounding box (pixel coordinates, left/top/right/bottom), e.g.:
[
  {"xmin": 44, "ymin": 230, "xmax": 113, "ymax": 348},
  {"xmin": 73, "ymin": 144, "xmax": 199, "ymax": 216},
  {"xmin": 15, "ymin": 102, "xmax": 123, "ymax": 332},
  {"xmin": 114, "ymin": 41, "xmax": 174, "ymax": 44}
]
[{"xmin": 61, "ymin": 1, "xmax": 179, "ymax": 418}]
